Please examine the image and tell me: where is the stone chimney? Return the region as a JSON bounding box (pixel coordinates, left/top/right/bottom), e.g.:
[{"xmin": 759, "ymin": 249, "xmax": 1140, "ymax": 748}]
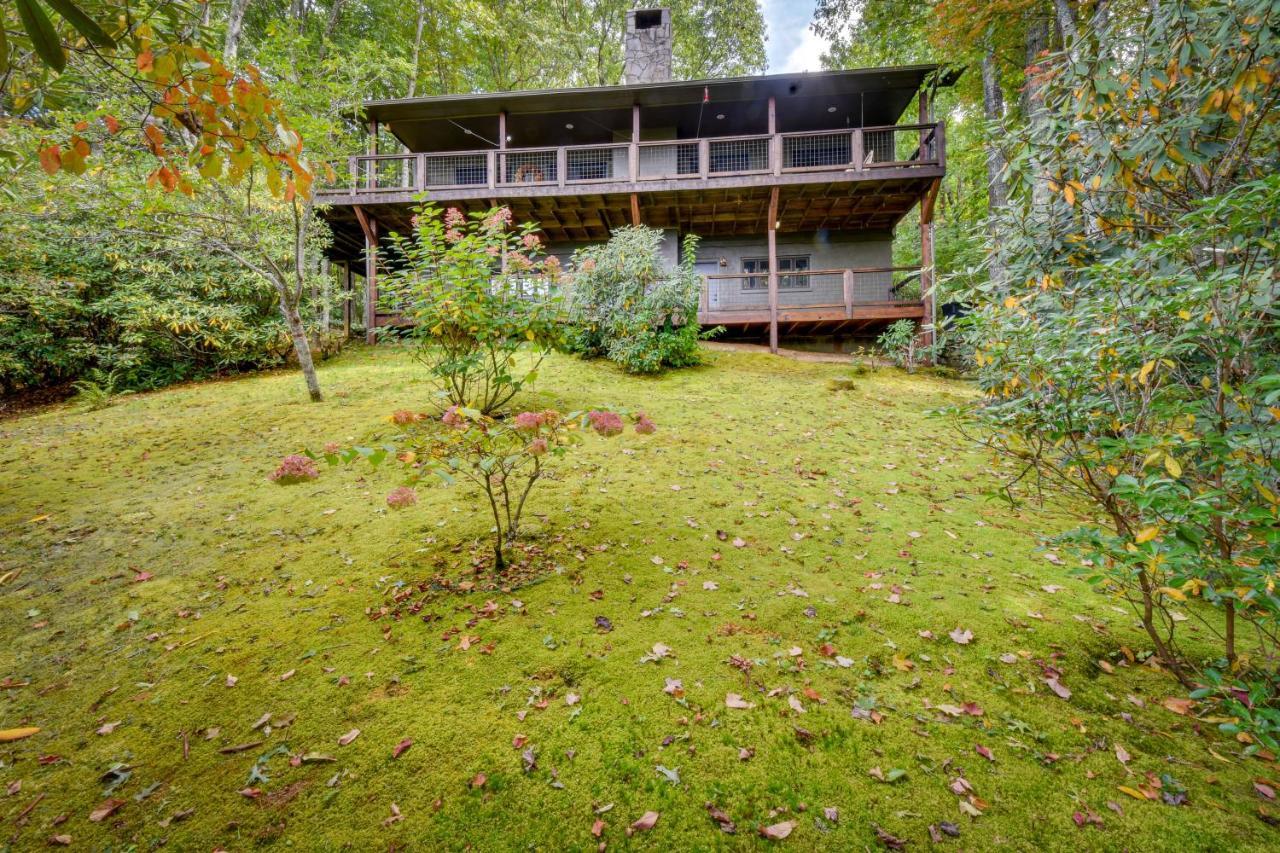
[{"xmin": 623, "ymin": 8, "xmax": 673, "ymax": 84}]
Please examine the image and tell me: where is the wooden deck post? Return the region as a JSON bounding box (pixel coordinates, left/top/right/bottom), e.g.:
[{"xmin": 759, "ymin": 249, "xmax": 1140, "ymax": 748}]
[
  {"xmin": 354, "ymin": 206, "xmax": 378, "ymax": 344},
  {"xmin": 498, "ymin": 111, "xmax": 507, "ymax": 186},
  {"xmin": 630, "ymin": 192, "xmax": 641, "ymax": 226},
  {"xmin": 767, "ymin": 185, "xmax": 780, "ymax": 354},
  {"xmin": 768, "ymin": 95, "xmax": 781, "ymax": 175},
  {"xmin": 630, "ymin": 104, "xmax": 640, "ymax": 183},
  {"xmin": 919, "ymin": 202, "xmax": 935, "ymax": 364},
  {"xmin": 342, "ymin": 261, "xmax": 352, "ymax": 338},
  {"xmin": 842, "ymin": 268, "xmax": 854, "ymax": 318},
  {"xmin": 365, "ymin": 119, "xmax": 378, "ymax": 189}
]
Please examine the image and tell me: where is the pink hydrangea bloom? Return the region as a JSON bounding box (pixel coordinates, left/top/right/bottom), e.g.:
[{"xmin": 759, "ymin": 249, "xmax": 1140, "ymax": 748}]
[
  {"xmin": 579, "ymin": 258, "xmax": 596, "ymax": 273},
  {"xmin": 445, "ymin": 207, "xmax": 466, "ymax": 227},
  {"xmin": 445, "ymin": 228, "xmax": 463, "ymax": 243},
  {"xmin": 505, "ymin": 251, "xmax": 533, "ymax": 271},
  {"xmin": 484, "ymin": 207, "xmax": 513, "ymax": 229},
  {"xmin": 323, "ymin": 441, "xmax": 342, "ymax": 454},
  {"xmin": 410, "ymin": 214, "xmax": 420, "ymax": 229},
  {"xmin": 269, "ymin": 454, "xmax": 319, "ymax": 484},
  {"xmin": 587, "ymin": 410, "xmax": 624, "ymax": 437},
  {"xmin": 485, "ymin": 245, "xmax": 500, "ymax": 256},
  {"xmin": 386, "ymin": 486, "xmax": 418, "ymax": 509},
  {"xmin": 634, "ymin": 413, "xmax": 657, "ymax": 434},
  {"xmin": 528, "ymin": 437, "xmax": 548, "ymax": 456},
  {"xmin": 514, "ymin": 411, "xmax": 544, "ymax": 431},
  {"xmin": 442, "ymin": 405, "xmax": 465, "ymax": 428},
  {"xmin": 522, "ymin": 232, "xmax": 542, "ymax": 250}
]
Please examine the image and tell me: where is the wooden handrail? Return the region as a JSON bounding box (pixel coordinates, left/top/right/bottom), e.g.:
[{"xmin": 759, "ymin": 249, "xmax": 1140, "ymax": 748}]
[{"xmin": 334, "ymin": 122, "xmax": 944, "ymax": 193}]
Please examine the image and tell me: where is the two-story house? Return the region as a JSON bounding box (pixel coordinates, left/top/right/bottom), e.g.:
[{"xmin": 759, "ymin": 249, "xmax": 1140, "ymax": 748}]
[{"xmin": 318, "ymin": 8, "xmax": 955, "ymax": 353}]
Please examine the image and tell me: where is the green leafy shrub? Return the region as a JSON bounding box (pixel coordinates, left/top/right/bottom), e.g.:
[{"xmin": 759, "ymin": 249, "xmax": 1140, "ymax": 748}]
[
  {"xmin": 379, "ymin": 205, "xmax": 561, "ymax": 415},
  {"xmin": 957, "ymin": 1, "xmax": 1280, "ymax": 748},
  {"xmin": 564, "ymin": 227, "xmax": 714, "ymax": 374},
  {"xmin": 876, "ymin": 319, "xmax": 919, "ymax": 372},
  {"xmin": 0, "ymin": 179, "xmax": 335, "ymax": 397}
]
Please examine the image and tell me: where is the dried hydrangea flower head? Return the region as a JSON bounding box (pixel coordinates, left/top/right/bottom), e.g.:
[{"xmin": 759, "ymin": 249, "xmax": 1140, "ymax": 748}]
[{"xmin": 269, "ymin": 454, "xmax": 319, "ymax": 484}]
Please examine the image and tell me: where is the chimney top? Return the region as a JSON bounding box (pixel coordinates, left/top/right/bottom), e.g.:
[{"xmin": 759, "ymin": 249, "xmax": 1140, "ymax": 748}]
[{"xmin": 624, "ymin": 7, "xmax": 673, "ymax": 85}]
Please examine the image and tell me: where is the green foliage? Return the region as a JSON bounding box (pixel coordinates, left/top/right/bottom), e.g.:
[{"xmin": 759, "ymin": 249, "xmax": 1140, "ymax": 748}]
[
  {"xmin": 959, "ymin": 1, "xmax": 1280, "ymax": 746},
  {"xmin": 380, "ymin": 204, "xmax": 560, "ymax": 415},
  {"xmin": 0, "ymin": 184, "xmax": 307, "ymax": 395},
  {"xmin": 70, "ymin": 368, "xmax": 129, "ymax": 410},
  {"xmin": 876, "ymin": 319, "xmax": 919, "ymax": 372},
  {"xmin": 564, "ymin": 227, "xmax": 712, "ymax": 375}
]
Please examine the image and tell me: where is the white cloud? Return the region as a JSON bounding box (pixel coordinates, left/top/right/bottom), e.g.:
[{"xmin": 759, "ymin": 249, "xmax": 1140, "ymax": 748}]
[{"xmin": 776, "ymin": 24, "xmax": 830, "ymax": 73}]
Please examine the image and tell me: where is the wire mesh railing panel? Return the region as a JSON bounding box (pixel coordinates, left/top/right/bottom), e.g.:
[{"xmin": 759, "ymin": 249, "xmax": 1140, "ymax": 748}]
[
  {"xmin": 355, "ymin": 155, "xmax": 415, "ymax": 191},
  {"xmin": 424, "ymin": 152, "xmax": 487, "ymax": 188},
  {"xmin": 638, "ymin": 142, "xmax": 700, "ymax": 180},
  {"xmin": 862, "ymin": 126, "xmax": 937, "ymax": 167},
  {"xmin": 775, "ymin": 271, "xmax": 845, "ymax": 309},
  {"xmin": 566, "ymin": 145, "xmax": 627, "ymax": 183},
  {"xmin": 704, "ymin": 274, "xmax": 768, "ymax": 311},
  {"xmin": 850, "ymin": 268, "xmax": 902, "ymax": 302},
  {"xmin": 707, "ymin": 136, "xmax": 770, "ymax": 174},
  {"xmin": 782, "ymin": 131, "xmax": 853, "ymax": 170},
  {"xmin": 501, "ymin": 149, "xmax": 558, "ymax": 185}
]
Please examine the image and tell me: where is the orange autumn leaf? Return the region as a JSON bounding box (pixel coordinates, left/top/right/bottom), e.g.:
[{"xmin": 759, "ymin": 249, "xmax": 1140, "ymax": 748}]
[
  {"xmin": 103, "ymin": 115, "xmax": 121, "ymax": 134},
  {"xmin": 38, "ymin": 145, "xmax": 62, "ymax": 176},
  {"xmin": 136, "ymin": 50, "xmax": 154, "ymax": 73}
]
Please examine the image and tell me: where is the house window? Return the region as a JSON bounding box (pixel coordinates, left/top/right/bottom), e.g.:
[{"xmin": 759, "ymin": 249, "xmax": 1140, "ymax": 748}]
[{"xmin": 742, "ymin": 255, "xmax": 811, "ymax": 290}]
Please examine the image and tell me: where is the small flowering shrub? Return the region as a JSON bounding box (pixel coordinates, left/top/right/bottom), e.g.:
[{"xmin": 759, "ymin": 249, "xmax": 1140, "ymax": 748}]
[
  {"xmin": 380, "ymin": 204, "xmax": 561, "ymax": 415},
  {"xmin": 315, "ymin": 406, "xmax": 656, "ymax": 572},
  {"xmin": 269, "ymin": 454, "xmax": 319, "ymax": 485}
]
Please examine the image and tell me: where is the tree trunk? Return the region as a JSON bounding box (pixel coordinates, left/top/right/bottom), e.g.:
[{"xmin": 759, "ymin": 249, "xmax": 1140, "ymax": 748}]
[
  {"xmin": 224, "ymin": 0, "xmax": 252, "ymax": 63},
  {"xmin": 224, "ymin": 0, "xmax": 250, "ymax": 63},
  {"xmin": 278, "ymin": 289, "xmax": 323, "ymax": 402},
  {"xmin": 407, "ymin": 0, "xmax": 427, "ymax": 97},
  {"xmin": 1023, "ymin": 13, "xmax": 1052, "ymax": 213},
  {"xmin": 1054, "ymin": 0, "xmax": 1079, "ymax": 46},
  {"xmin": 982, "ymin": 44, "xmax": 1008, "ymax": 287}
]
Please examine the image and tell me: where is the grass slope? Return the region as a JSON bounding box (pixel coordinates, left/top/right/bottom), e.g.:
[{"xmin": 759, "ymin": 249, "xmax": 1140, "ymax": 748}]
[{"xmin": 1, "ymin": 346, "xmax": 1275, "ymax": 851}]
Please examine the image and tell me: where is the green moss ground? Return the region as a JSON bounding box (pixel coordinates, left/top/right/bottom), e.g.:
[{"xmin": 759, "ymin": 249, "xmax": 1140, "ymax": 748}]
[{"xmin": 1, "ymin": 346, "xmax": 1276, "ymax": 850}]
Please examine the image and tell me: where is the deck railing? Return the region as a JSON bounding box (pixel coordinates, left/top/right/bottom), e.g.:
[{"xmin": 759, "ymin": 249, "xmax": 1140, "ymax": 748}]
[
  {"xmin": 327, "ymin": 122, "xmax": 943, "ymax": 194},
  {"xmin": 701, "ymin": 266, "xmax": 922, "ymax": 316}
]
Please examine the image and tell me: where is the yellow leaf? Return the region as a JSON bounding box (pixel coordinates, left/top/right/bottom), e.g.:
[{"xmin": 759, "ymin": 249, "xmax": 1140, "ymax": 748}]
[
  {"xmin": 1135, "ymin": 527, "xmax": 1159, "ymax": 544},
  {"xmin": 1063, "ymin": 184, "xmax": 1076, "ymax": 206},
  {"xmin": 1164, "ymin": 455, "xmax": 1182, "ymax": 477},
  {"xmin": 1138, "ymin": 360, "xmax": 1155, "ymax": 385},
  {"xmin": 0, "ymin": 727, "xmax": 40, "ymax": 742},
  {"xmin": 1117, "ymin": 785, "xmax": 1148, "ymax": 801},
  {"xmin": 1158, "ymin": 586, "xmax": 1187, "ymax": 602}
]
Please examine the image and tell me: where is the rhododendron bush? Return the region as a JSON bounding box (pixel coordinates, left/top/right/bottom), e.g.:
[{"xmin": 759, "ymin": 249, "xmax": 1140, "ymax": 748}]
[
  {"xmin": 297, "ymin": 406, "xmax": 655, "ymax": 572},
  {"xmin": 380, "ymin": 204, "xmax": 561, "ymax": 415},
  {"xmin": 564, "ymin": 226, "xmax": 716, "ymax": 374}
]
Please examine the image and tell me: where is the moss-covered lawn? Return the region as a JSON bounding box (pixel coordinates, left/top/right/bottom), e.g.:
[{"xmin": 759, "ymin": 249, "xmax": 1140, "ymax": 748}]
[{"xmin": 2, "ymin": 346, "xmax": 1276, "ymax": 850}]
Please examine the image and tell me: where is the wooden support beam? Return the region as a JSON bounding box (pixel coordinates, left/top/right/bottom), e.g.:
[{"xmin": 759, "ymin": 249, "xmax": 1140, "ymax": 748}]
[
  {"xmin": 354, "ymin": 206, "xmax": 378, "ymax": 344},
  {"xmin": 342, "ymin": 261, "xmax": 353, "ymax": 338},
  {"xmin": 920, "ymin": 176, "xmax": 941, "ymax": 225},
  {"xmin": 630, "ymin": 193, "xmax": 641, "ymax": 226},
  {"xmin": 919, "ymin": 202, "xmax": 935, "ymax": 364},
  {"xmin": 768, "ymin": 95, "xmax": 781, "ymax": 176},
  {"xmin": 767, "ymin": 185, "xmax": 779, "ymax": 354}
]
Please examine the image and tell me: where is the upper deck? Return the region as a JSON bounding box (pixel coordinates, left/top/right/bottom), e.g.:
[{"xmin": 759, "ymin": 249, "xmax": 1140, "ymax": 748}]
[{"xmin": 318, "ymin": 65, "xmax": 951, "ymax": 207}]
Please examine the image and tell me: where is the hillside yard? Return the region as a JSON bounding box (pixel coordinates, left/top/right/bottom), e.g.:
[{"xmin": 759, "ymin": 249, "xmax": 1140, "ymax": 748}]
[{"xmin": 1, "ymin": 346, "xmax": 1276, "ymax": 850}]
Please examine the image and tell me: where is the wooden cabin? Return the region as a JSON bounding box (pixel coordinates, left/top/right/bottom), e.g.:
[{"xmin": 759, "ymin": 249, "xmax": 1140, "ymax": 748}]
[{"xmin": 318, "ymin": 7, "xmax": 955, "ymax": 352}]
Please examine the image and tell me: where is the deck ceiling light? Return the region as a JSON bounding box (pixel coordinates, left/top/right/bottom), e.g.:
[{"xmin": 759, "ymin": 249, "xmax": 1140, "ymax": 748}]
[
  {"xmin": 827, "ymin": 106, "xmax": 838, "ymax": 112},
  {"xmin": 716, "ymin": 113, "xmax": 725, "ymax": 120},
  {"xmin": 565, "ymin": 122, "xmax": 574, "ymax": 129}
]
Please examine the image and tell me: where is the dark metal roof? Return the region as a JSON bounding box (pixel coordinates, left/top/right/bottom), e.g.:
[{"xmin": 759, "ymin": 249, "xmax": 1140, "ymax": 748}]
[{"xmin": 358, "ymin": 64, "xmax": 962, "ymax": 125}]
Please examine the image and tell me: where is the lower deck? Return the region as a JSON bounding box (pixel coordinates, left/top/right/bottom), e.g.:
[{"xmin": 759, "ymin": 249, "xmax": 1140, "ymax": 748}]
[{"xmin": 321, "ymin": 177, "xmax": 938, "ymax": 352}]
